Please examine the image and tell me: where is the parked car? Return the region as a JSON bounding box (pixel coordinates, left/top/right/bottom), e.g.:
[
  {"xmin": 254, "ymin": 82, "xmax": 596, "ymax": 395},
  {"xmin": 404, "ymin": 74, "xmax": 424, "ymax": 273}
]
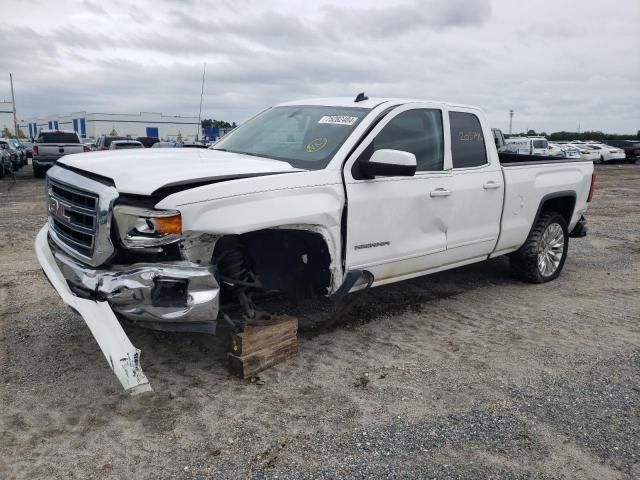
[
  {"xmin": 95, "ymin": 135, "xmax": 129, "ymax": 150},
  {"xmin": 35, "ymin": 96, "xmax": 595, "ymax": 393},
  {"xmin": 606, "ymin": 140, "xmax": 640, "ymax": 163},
  {"xmin": 0, "ymin": 139, "xmax": 21, "ymax": 171},
  {"xmin": 110, "ymin": 140, "xmax": 144, "ymax": 150},
  {"xmin": 151, "ymin": 141, "xmax": 183, "ymax": 148},
  {"xmin": 548, "ymin": 143, "xmax": 582, "ymax": 159},
  {"xmin": 136, "ymin": 136, "xmax": 160, "ymax": 148},
  {"xmin": 0, "ymin": 142, "xmax": 13, "ymax": 178},
  {"xmin": 32, "ymin": 130, "xmax": 88, "ymax": 178},
  {"xmin": 9, "ymin": 139, "xmax": 28, "ymax": 165},
  {"xmin": 183, "ymin": 141, "xmax": 208, "ymax": 149},
  {"xmin": 503, "ymin": 137, "xmax": 549, "ymax": 155},
  {"xmin": 569, "ymin": 144, "xmax": 600, "ymax": 163},
  {"xmin": 20, "ymin": 140, "xmax": 33, "ymax": 158},
  {"xmin": 585, "ymin": 144, "xmax": 626, "ymax": 163}
]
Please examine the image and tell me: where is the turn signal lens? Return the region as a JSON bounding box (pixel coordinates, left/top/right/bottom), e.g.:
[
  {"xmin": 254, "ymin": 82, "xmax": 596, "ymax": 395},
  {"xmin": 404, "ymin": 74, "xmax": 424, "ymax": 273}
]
[{"xmin": 152, "ymin": 214, "xmax": 182, "ymax": 235}]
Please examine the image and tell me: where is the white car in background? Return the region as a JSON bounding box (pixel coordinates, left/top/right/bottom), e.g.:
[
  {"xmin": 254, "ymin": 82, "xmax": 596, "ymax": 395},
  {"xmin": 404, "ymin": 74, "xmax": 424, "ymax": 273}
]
[
  {"xmin": 503, "ymin": 137, "xmax": 549, "ymax": 155},
  {"xmin": 549, "ymin": 143, "xmax": 582, "ymax": 159},
  {"xmin": 586, "ymin": 144, "xmax": 626, "ymax": 163},
  {"xmin": 570, "ymin": 143, "xmax": 600, "ymax": 163}
]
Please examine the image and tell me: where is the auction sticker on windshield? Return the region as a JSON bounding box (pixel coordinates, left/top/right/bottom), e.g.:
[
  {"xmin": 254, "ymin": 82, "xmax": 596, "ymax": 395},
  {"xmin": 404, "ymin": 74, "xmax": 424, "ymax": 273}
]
[{"xmin": 318, "ymin": 115, "xmax": 359, "ymax": 126}]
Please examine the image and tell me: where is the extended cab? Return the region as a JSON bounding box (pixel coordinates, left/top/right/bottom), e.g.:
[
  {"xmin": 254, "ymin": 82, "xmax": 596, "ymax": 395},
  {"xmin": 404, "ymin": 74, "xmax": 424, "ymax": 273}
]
[
  {"xmin": 35, "ymin": 97, "xmax": 595, "ymax": 393},
  {"xmin": 33, "ymin": 130, "xmax": 88, "ymax": 177}
]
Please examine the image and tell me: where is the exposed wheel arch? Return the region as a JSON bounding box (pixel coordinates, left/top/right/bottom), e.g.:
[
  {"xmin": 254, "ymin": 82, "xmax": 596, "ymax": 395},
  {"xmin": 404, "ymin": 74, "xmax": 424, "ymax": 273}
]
[{"xmin": 213, "ymin": 226, "xmax": 337, "ymax": 299}]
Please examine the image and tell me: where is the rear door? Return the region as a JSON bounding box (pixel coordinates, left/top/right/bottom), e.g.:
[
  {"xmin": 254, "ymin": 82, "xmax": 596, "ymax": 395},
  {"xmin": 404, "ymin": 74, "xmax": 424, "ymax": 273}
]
[
  {"xmin": 344, "ymin": 103, "xmax": 453, "ymax": 284},
  {"xmin": 444, "ymin": 110, "xmax": 503, "ymax": 263}
]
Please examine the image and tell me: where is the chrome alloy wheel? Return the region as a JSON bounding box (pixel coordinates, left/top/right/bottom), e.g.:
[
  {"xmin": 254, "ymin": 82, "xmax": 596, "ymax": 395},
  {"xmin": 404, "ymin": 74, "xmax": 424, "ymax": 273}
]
[{"xmin": 537, "ymin": 222, "xmax": 565, "ymax": 277}]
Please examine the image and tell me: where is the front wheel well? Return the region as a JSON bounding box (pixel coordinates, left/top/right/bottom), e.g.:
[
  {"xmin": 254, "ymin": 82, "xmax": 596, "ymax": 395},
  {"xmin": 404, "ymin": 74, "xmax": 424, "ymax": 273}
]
[{"xmin": 213, "ymin": 228, "xmax": 333, "ymax": 299}]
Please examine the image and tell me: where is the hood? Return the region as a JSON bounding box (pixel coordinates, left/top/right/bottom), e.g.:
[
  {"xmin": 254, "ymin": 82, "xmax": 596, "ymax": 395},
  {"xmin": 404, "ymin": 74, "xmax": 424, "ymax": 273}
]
[{"xmin": 57, "ymin": 148, "xmax": 302, "ymax": 196}]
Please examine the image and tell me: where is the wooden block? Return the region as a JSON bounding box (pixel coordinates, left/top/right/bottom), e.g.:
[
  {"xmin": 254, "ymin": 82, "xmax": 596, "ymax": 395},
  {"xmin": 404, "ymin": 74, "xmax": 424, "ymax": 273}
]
[
  {"xmin": 230, "ymin": 315, "xmax": 298, "ymax": 356},
  {"xmin": 227, "ymin": 315, "xmax": 299, "ymax": 379},
  {"xmin": 228, "ymin": 337, "xmax": 298, "ymax": 379}
]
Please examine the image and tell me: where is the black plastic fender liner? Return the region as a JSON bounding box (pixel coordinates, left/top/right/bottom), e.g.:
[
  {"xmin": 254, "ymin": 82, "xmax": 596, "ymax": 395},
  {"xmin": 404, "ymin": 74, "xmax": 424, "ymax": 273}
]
[{"xmin": 329, "ymin": 269, "xmax": 374, "ymax": 304}]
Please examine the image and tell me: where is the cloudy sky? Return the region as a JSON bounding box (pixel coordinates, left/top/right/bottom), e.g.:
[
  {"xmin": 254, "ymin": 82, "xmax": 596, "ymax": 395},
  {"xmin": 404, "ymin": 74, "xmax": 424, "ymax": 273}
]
[{"xmin": 2, "ymin": 0, "xmax": 639, "ymax": 133}]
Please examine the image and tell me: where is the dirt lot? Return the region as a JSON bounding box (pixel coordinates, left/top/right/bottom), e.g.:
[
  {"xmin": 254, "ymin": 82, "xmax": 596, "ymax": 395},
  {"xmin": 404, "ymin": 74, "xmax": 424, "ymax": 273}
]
[{"xmin": 1, "ymin": 163, "xmax": 638, "ymax": 479}]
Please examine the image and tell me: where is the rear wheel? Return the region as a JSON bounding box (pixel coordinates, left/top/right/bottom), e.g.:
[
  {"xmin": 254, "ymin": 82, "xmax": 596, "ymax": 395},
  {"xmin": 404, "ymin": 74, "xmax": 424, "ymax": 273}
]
[
  {"xmin": 510, "ymin": 212, "xmax": 569, "ymax": 283},
  {"xmin": 0, "ymin": 162, "xmax": 5, "ymax": 178},
  {"xmin": 596, "ymin": 155, "xmax": 604, "ymax": 164}
]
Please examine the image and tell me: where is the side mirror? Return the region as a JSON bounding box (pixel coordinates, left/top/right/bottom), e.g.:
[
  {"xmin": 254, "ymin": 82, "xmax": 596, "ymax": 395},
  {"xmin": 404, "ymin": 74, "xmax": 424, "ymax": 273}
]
[{"xmin": 361, "ymin": 149, "xmax": 417, "ymax": 178}]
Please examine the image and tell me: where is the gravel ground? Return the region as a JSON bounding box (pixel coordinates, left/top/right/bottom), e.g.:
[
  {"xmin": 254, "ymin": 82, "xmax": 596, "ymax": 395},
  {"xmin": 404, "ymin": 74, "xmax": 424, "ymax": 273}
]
[{"xmin": 0, "ymin": 163, "xmax": 638, "ymax": 479}]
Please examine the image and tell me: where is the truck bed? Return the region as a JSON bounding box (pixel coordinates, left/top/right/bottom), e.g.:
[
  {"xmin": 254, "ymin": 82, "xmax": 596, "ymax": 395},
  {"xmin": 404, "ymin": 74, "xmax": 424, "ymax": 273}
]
[{"xmin": 498, "ymin": 152, "xmax": 587, "ymax": 166}]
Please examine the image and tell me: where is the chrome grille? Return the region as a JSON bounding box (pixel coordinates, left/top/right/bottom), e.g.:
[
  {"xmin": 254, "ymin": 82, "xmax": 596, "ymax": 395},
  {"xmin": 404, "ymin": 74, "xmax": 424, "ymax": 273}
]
[
  {"xmin": 46, "ymin": 165, "xmax": 119, "ymax": 267},
  {"xmin": 48, "ymin": 179, "xmax": 99, "ymax": 257}
]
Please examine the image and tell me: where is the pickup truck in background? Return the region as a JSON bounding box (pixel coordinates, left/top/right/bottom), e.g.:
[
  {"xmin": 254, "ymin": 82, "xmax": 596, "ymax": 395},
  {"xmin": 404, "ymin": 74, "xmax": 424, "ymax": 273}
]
[
  {"xmin": 32, "ymin": 130, "xmax": 88, "ymax": 178},
  {"xmin": 35, "ymin": 96, "xmax": 595, "ymax": 393}
]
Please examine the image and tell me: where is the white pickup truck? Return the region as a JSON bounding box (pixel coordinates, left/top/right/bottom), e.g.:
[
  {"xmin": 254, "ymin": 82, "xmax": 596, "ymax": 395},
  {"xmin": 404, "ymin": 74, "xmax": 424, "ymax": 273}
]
[
  {"xmin": 32, "ymin": 130, "xmax": 89, "ymax": 178},
  {"xmin": 35, "ymin": 96, "xmax": 595, "ymax": 393}
]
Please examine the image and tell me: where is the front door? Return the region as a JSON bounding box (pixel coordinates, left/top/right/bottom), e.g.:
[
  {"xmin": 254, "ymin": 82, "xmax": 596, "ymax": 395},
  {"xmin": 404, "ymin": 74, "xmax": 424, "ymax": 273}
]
[{"xmin": 344, "ymin": 103, "xmax": 453, "ymax": 284}]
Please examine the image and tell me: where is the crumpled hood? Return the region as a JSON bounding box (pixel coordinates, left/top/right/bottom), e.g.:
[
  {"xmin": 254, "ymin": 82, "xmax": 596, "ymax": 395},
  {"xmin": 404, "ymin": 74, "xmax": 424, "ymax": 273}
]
[{"xmin": 57, "ymin": 148, "xmax": 301, "ymax": 196}]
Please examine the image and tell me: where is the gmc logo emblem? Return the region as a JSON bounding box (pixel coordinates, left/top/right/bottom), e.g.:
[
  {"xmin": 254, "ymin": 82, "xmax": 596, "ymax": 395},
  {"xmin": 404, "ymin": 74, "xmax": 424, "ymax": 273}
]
[{"xmin": 49, "ymin": 197, "xmax": 71, "ymax": 222}]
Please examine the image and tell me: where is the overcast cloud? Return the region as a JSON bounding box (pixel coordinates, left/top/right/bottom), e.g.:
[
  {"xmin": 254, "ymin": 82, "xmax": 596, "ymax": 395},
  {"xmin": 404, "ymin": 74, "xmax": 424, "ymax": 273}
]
[{"xmin": 2, "ymin": 0, "xmax": 639, "ymax": 133}]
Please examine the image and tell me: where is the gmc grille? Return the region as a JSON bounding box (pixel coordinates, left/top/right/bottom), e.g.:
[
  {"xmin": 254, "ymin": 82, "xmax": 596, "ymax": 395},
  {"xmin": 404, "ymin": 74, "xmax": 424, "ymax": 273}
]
[{"xmin": 48, "ymin": 179, "xmax": 99, "ymax": 257}]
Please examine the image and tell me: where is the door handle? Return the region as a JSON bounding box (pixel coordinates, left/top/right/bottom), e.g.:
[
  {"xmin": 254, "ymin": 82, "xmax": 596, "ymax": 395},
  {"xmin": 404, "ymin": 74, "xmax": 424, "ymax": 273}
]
[
  {"xmin": 483, "ymin": 181, "xmax": 501, "ymax": 190},
  {"xmin": 430, "ymin": 188, "xmax": 451, "ymax": 198}
]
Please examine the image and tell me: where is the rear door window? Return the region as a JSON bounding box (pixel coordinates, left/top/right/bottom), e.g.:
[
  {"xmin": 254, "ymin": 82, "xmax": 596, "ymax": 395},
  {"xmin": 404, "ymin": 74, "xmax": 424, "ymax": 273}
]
[
  {"xmin": 449, "ymin": 112, "xmax": 487, "ymax": 168},
  {"xmin": 37, "ymin": 132, "xmax": 80, "ymax": 143}
]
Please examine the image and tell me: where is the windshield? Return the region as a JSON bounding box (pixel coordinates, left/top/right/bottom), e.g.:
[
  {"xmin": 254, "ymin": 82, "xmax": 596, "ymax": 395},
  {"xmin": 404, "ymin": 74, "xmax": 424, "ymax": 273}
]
[
  {"xmin": 38, "ymin": 132, "xmax": 80, "ymax": 143},
  {"xmin": 213, "ymin": 105, "xmax": 369, "ymax": 169}
]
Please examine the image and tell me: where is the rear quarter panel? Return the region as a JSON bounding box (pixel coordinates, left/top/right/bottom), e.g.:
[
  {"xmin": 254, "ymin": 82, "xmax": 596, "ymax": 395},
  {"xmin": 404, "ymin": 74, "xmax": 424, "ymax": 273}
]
[{"xmin": 495, "ymin": 161, "xmax": 593, "ymax": 254}]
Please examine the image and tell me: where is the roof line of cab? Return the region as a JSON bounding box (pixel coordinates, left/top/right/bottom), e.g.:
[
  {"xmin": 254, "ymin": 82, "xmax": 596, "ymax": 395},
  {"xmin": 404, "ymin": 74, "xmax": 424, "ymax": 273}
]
[{"xmin": 276, "ymin": 97, "xmax": 480, "ymax": 112}]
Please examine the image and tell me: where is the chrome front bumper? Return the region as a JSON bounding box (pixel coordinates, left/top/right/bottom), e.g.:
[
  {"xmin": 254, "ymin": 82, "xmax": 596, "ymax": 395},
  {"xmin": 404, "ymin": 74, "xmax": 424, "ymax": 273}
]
[
  {"xmin": 35, "ymin": 224, "xmax": 221, "ymax": 394},
  {"xmin": 51, "ymin": 240, "xmax": 220, "ymax": 332}
]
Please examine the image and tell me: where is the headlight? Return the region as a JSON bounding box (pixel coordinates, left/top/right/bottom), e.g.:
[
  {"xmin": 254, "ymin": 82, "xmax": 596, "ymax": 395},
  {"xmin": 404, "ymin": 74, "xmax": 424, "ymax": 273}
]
[{"xmin": 113, "ymin": 205, "xmax": 182, "ymax": 250}]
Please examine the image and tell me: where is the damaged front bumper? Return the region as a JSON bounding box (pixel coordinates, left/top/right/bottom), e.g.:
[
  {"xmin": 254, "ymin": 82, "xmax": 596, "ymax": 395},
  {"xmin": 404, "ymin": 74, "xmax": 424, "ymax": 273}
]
[{"xmin": 34, "ymin": 224, "xmax": 221, "ymax": 394}]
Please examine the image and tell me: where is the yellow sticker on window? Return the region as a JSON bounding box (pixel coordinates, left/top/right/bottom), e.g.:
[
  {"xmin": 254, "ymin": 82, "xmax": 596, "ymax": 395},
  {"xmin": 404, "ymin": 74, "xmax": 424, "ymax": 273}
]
[{"xmin": 306, "ymin": 137, "xmax": 328, "ymax": 153}]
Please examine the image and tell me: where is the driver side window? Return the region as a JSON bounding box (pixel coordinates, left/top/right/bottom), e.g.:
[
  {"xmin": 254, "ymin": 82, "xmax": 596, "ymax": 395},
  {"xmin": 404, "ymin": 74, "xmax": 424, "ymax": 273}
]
[{"xmin": 357, "ymin": 109, "xmax": 444, "ymax": 175}]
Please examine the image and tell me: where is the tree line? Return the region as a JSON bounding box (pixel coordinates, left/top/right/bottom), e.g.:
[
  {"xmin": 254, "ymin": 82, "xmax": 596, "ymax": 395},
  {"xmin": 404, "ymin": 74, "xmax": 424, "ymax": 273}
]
[{"xmin": 201, "ymin": 119, "xmax": 237, "ymax": 129}]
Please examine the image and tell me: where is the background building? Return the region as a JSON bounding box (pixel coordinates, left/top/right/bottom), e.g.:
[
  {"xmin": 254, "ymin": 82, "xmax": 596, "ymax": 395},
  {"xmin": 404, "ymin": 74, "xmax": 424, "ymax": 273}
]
[
  {"xmin": 1, "ymin": 101, "xmax": 15, "ymax": 134},
  {"xmin": 20, "ymin": 111, "xmax": 200, "ymax": 141}
]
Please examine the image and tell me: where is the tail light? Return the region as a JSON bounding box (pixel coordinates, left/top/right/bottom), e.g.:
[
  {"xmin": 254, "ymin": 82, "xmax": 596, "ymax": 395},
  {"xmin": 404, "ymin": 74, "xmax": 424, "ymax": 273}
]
[
  {"xmin": 609, "ymin": 150, "xmax": 617, "ymax": 153},
  {"xmin": 33, "ymin": 145, "xmax": 39, "ymax": 157},
  {"xmin": 83, "ymin": 145, "xmax": 90, "ymax": 152},
  {"xmin": 587, "ymin": 172, "xmax": 596, "ymax": 203}
]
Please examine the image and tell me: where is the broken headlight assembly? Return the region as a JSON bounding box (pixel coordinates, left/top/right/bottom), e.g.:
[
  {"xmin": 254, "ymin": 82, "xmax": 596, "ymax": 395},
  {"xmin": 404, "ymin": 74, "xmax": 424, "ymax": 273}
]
[{"xmin": 113, "ymin": 205, "xmax": 182, "ymax": 250}]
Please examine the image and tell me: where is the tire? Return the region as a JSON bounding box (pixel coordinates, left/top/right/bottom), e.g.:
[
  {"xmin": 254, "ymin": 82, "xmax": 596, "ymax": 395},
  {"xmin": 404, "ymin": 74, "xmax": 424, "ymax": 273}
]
[
  {"xmin": 510, "ymin": 212, "xmax": 569, "ymax": 283},
  {"xmin": 0, "ymin": 162, "xmax": 5, "ymax": 179},
  {"xmin": 33, "ymin": 165, "xmax": 45, "ymax": 178}
]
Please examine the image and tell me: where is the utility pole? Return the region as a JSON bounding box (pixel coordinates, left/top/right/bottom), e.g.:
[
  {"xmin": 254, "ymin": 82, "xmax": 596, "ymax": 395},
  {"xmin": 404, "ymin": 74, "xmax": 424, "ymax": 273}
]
[
  {"xmin": 10, "ymin": 73, "xmax": 18, "ymax": 137},
  {"xmin": 196, "ymin": 63, "xmax": 206, "ymax": 142},
  {"xmin": 509, "ymin": 109, "xmax": 514, "ymax": 135}
]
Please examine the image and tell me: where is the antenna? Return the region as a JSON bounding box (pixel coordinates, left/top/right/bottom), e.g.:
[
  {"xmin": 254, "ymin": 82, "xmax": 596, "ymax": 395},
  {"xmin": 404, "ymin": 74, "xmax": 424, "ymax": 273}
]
[
  {"xmin": 354, "ymin": 92, "xmax": 368, "ymax": 103},
  {"xmin": 196, "ymin": 63, "xmax": 206, "ymax": 142}
]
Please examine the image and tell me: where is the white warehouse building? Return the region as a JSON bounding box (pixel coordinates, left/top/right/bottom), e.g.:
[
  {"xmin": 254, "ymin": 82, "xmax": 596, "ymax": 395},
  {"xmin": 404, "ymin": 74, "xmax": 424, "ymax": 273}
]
[
  {"xmin": 20, "ymin": 111, "xmax": 200, "ymax": 141},
  {"xmin": 1, "ymin": 101, "xmax": 15, "ymax": 134}
]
